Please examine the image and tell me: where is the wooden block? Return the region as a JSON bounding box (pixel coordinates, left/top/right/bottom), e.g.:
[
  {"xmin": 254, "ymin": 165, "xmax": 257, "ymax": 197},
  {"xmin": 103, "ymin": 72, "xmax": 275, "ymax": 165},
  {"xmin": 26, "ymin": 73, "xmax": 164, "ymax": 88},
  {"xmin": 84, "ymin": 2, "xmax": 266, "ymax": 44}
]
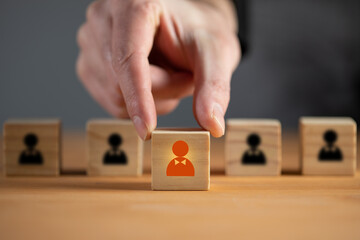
[
  {"xmin": 300, "ymin": 117, "xmax": 357, "ymax": 175},
  {"xmin": 225, "ymin": 119, "xmax": 282, "ymax": 176},
  {"xmin": 0, "ymin": 137, "xmax": 4, "ymax": 177},
  {"xmin": 87, "ymin": 119, "xmax": 143, "ymax": 176},
  {"xmin": 3, "ymin": 119, "xmax": 61, "ymax": 176},
  {"xmin": 151, "ymin": 129, "xmax": 210, "ymax": 190}
]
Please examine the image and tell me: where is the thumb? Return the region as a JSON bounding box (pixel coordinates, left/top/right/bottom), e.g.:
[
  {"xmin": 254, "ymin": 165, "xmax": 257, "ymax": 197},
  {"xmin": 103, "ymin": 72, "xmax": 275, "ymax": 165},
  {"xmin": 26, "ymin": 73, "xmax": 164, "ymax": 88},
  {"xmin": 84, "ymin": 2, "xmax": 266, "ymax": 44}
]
[{"xmin": 192, "ymin": 30, "xmax": 240, "ymax": 137}]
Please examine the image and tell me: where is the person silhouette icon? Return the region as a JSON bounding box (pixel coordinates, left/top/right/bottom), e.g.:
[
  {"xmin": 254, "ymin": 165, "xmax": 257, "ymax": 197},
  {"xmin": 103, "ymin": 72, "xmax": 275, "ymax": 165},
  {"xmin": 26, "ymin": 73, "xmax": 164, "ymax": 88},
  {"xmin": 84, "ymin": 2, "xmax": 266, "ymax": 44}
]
[
  {"xmin": 241, "ymin": 133, "xmax": 266, "ymax": 165},
  {"xmin": 166, "ymin": 140, "xmax": 195, "ymax": 176},
  {"xmin": 103, "ymin": 133, "xmax": 128, "ymax": 164},
  {"xmin": 318, "ymin": 130, "xmax": 343, "ymax": 161},
  {"xmin": 19, "ymin": 133, "xmax": 43, "ymax": 165}
]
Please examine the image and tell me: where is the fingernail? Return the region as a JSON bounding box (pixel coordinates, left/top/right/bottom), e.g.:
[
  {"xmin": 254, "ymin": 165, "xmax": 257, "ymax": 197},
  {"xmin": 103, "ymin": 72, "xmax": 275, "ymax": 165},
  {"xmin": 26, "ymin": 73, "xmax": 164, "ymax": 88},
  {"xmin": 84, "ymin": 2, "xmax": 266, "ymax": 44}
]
[
  {"xmin": 211, "ymin": 103, "xmax": 225, "ymax": 137},
  {"xmin": 133, "ymin": 116, "xmax": 149, "ymax": 140}
]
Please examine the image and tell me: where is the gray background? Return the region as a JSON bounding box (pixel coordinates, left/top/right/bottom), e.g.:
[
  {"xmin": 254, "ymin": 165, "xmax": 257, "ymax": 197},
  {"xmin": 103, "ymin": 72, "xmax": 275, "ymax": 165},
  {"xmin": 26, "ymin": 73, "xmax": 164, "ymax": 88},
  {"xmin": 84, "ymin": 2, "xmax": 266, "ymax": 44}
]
[{"xmin": 1, "ymin": 0, "xmax": 359, "ymax": 130}]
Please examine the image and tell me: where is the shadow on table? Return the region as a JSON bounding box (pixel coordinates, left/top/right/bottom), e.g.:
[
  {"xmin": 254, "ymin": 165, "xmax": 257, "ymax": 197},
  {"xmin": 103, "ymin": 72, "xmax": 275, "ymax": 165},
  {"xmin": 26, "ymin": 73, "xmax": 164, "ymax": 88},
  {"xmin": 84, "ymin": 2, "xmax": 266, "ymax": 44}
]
[{"xmin": 0, "ymin": 177, "xmax": 152, "ymax": 191}]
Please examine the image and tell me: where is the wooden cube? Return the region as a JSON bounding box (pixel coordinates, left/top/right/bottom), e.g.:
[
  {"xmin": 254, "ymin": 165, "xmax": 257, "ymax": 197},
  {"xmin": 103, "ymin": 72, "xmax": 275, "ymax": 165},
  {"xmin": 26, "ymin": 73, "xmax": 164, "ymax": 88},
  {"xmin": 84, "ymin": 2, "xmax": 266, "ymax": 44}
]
[
  {"xmin": 3, "ymin": 119, "xmax": 61, "ymax": 176},
  {"xmin": 151, "ymin": 129, "xmax": 210, "ymax": 190},
  {"xmin": 300, "ymin": 117, "xmax": 357, "ymax": 175},
  {"xmin": 87, "ymin": 119, "xmax": 143, "ymax": 176},
  {"xmin": 225, "ymin": 119, "xmax": 282, "ymax": 176}
]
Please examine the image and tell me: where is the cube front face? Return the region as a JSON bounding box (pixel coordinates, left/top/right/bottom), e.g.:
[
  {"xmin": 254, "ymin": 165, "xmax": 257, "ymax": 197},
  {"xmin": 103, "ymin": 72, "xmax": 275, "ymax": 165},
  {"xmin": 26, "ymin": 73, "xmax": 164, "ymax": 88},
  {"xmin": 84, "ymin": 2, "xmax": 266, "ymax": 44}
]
[
  {"xmin": 87, "ymin": 119, "xmax": 143, "ymax": 176},
  {"xmin": 225, "ymin": 119, "xmax": 282, "ymax": 176},
  {"xmin": 151, "ymin": 130, "xmax": 210, "ymax": 190},
  {"xmin": 300, "ymin": 118, "xmax": 357, "ymax": 176},
  {"xmin": 4, "ymin": 120, "xmax": 61, "ymax": 176}
]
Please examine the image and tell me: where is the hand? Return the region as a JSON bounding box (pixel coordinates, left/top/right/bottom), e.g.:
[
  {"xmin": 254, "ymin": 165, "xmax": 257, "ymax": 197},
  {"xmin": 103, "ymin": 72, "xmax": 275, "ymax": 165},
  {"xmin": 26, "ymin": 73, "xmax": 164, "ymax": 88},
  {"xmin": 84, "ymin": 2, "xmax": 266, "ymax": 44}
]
[{"xmin": 76, "ymin": 0, "xmax": 241, "ymax": 140}]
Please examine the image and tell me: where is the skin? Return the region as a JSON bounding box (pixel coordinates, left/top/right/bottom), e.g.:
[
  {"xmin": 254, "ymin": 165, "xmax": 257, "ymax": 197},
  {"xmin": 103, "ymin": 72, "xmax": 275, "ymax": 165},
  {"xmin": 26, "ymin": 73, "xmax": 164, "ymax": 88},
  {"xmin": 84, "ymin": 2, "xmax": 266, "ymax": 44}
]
[{"xmin": 76, "ymin": 0, "xmax": 241, "ymax": 140}]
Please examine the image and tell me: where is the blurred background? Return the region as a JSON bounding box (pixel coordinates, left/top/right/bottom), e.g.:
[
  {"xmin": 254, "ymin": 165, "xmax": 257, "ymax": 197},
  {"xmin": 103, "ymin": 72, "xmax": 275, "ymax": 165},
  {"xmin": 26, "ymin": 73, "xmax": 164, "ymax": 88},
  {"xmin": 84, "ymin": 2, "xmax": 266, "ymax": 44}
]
[{"xmin": 0, "ymin": 0, "xmax": 359, "ymax": 130}]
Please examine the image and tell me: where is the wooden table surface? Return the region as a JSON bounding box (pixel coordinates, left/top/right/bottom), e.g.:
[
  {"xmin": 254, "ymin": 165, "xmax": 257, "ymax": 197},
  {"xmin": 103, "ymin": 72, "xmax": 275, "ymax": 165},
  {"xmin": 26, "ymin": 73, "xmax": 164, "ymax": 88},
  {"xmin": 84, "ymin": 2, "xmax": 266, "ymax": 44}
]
[{"xmin": 0, "ymin": 132, "xmax": 360, "ymax": 240}]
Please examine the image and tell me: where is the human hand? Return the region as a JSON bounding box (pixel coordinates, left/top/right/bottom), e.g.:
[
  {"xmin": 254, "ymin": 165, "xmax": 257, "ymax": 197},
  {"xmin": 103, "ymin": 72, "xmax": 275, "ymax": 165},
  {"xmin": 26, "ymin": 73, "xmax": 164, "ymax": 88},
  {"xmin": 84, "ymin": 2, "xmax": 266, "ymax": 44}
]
[{"xmin": 76, "ymin": 0, "xmax": 241, "ymax": 140}]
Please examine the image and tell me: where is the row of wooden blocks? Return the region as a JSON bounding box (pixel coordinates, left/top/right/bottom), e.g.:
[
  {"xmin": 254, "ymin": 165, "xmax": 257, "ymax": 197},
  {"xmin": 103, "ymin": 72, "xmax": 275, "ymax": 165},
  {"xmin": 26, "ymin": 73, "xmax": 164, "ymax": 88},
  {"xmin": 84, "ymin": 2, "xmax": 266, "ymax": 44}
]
[{"xmin": 2, "ymin": 117, "xmax": 357, "ymax": 190}]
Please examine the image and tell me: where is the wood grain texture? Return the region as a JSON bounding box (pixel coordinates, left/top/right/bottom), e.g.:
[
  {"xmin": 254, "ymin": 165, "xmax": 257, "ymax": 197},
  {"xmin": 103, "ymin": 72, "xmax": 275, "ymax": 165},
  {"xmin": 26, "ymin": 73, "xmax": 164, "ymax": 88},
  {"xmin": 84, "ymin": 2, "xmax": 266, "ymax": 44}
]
[
  {"xmin": 3, "ymin": 119, "xmax": 61, "ymax": 176},
  {"xmin": 0, "ymin": 132, "xmax": 360, "ymax": 239},
  {"xmin": 54, "ymin": 132, "xmax": 304, "ymax": 174},
  {"xmin": 0, "ymin": 134, "xmax": 3, "ymax": 177},
  {"xmin": 0, "ymin": 174, "xmax": 359, "ymax": 240},
  {"xmin": 300, "ymin": 117, "xmax": 357, "ymax": 175},
  {"xmin": 151, "ymin": 129, "xmax": 210, "ymax": 190},
  {"xmin": 16, "ymin": 131, "xmax": 357, "ymax": 176},
  {"xmin": 225, "ymin": 119, "xmax": 282, "ymax": 176},
  {"xmin": 87, "ymin": 119, "xmax": 143, "ymax": 176},
  {"xmin": 61, "ymin": 131, "xmax": 86, "ymax": 172}
]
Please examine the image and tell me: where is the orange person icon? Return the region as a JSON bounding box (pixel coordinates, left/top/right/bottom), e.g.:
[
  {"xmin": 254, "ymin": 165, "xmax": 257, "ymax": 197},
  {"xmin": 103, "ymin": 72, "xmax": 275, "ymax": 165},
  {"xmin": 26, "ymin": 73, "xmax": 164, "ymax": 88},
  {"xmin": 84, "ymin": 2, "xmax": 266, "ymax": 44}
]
[{"xmin": 166, "ymin": 140, "xmax": 195, "ymax": 176}]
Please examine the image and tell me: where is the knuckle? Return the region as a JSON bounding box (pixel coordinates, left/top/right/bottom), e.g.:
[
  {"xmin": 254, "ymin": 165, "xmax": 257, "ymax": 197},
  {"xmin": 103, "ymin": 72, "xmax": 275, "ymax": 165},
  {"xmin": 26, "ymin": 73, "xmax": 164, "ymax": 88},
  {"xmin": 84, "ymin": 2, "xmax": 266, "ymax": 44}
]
[
  {"xmin": 212, "ymin": 30, "xmax": 241, "ymax": 67},
  {"xmin": 210, "ymin": 79, "xmax": 230, "ymax": 93},
  {"xmin": 111, "ymin": 51, "xmax": 143, "ymax": 74},
  {"xmin": 192, "ymin": 29, "xmax": 212, "ymax": 45},
  {"xmin": 76, "ymin": 25, "xmax": 88, "ymax": 48},
  {"xmin": 111, "ymin": 59, "xmax": 123, "ymax": 74},
  {"xmin": 131, "ymin": 0, "xmax": 161, "ymax": 19},
  {"xmin": 124, "ymin": 91, "xmax": 138, "ymax": 111},
  {"xmin": 109, "ymin": 0, "xmax": 121, "ymax": 8},
  {"xmin": 86, "ymin": 1, "xmax": 101, "ymax": 21},
  {"xmin": 230, "ymin": 35, "xmax": 242, "ymax": 64},
  {"xmin": 76, "ymin": 57, "xmax": 88, "ymax": 83},
  {"xmin": 219, "ymin": 33, "xmax": 241, "ymax": 63},
  {"xmin": 211, "ymin": 28, "xmax": 231, "ymax": 43},
  {"xmin": 210, "ymin": 79, "xmax": 230, "ymax": 102},
  {"xmin": 111, "ymin": 55, "xmax": 126, "ymax": 74}
]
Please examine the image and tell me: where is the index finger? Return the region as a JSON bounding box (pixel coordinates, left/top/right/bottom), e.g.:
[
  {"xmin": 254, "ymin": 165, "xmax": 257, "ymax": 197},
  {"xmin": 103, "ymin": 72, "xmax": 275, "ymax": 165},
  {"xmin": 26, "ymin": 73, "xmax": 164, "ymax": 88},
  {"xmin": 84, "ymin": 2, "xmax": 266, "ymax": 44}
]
[{"xmin": 111, "ymin": 0, "xmax": 163, "ymax": 140}]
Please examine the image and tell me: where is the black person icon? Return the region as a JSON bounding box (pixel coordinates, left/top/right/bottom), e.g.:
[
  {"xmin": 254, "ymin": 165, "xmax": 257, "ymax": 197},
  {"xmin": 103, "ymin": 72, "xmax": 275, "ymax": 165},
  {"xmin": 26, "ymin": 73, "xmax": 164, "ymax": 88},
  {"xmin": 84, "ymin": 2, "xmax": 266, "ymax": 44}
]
[
  {"xmin": 19, "ymin": 133, "xmax": 44, "ymax": 164},
  {"xmin": 318, "ymin": 130, "xmax": 343, "ymax": 161},
  {"xmin": 241, "ymin": 133, "xmax": 266, "ymax": 165},
  {"xmin": 103, "ymin": 133, "xmax": 128, "ymax": 164}
]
